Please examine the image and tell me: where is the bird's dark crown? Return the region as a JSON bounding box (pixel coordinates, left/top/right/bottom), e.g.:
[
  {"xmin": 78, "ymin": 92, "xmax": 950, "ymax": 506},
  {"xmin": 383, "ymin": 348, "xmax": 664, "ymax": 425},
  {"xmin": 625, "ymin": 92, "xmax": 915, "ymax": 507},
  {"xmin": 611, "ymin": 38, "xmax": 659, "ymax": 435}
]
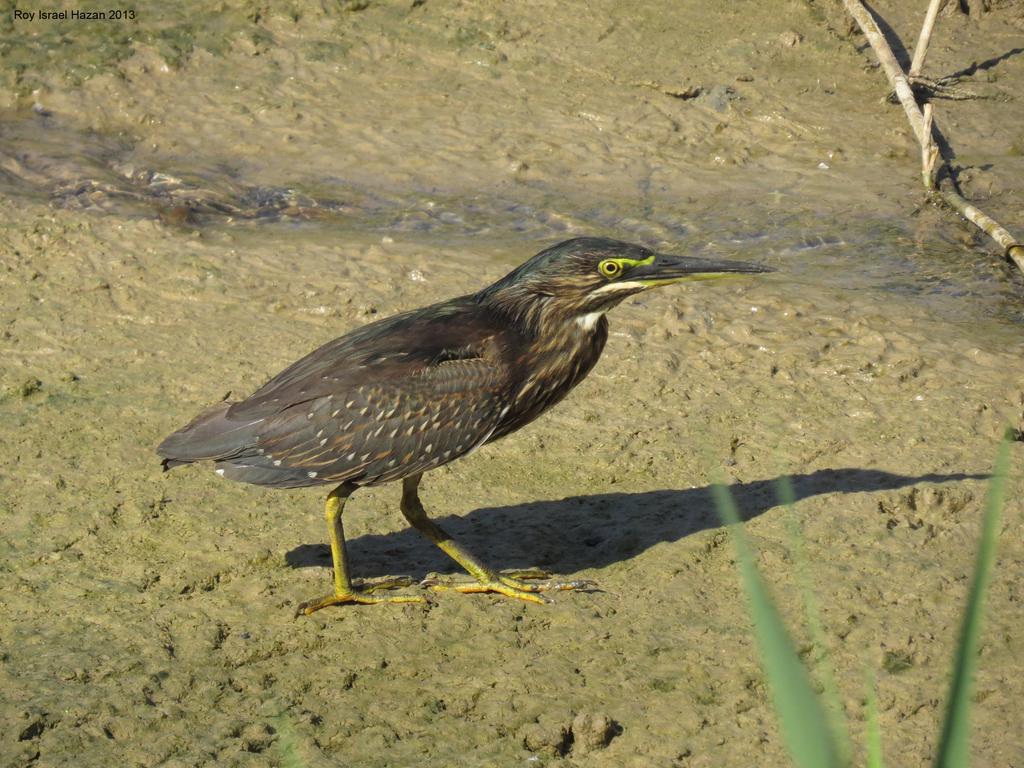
[
  {"xmin": 487, "ymin": 237, "xmax": 655, "ymax": 287},
  {"xmin": 478, "ymin": 237, "xmax": 654, "ymax": 319}
]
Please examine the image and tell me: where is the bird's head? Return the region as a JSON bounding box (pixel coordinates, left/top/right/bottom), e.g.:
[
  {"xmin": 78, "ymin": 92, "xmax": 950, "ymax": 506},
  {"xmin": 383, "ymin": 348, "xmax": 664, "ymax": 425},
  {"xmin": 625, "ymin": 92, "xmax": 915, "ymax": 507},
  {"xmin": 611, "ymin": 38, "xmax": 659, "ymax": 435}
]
[{"xmin": 481, "ymin": 237, "xmax": 773, "ymax": 327}]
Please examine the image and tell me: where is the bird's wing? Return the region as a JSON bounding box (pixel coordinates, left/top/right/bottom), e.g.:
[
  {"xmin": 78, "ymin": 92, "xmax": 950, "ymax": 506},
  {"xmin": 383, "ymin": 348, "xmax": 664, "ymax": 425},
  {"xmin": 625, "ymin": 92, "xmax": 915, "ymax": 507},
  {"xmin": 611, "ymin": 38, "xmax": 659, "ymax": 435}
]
[
  {"xmin": 207, "ymin": 299, "xmax": 520, "ymax": 487},
  {"xmin": 226, "ymin": 296, "xmax": 489, "ymax": 421},
  {"xmin": 223, "ymin": 351, "xmax": 512, "ymax": 487}
]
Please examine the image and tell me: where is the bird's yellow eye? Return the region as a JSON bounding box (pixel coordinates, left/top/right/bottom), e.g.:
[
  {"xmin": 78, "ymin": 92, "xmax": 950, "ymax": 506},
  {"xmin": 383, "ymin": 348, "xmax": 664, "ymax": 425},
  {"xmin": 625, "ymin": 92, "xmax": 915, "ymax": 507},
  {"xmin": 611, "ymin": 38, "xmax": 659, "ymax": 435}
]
[{"xmin": 599, "ymin": 260, "xmax": 621, "ymax": 278}]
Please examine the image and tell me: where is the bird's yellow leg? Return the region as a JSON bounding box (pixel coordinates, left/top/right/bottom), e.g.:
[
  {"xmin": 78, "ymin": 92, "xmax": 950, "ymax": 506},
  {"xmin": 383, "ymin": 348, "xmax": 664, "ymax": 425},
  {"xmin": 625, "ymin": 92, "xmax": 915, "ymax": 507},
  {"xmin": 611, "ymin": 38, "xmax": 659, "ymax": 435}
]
[
  {"xmin": 297, "ymin": 483, "xmax": 425, "ymax": 616},
  {"xmin": 400, "ymin": 474, "xmax": 595, "ymax": 604}
]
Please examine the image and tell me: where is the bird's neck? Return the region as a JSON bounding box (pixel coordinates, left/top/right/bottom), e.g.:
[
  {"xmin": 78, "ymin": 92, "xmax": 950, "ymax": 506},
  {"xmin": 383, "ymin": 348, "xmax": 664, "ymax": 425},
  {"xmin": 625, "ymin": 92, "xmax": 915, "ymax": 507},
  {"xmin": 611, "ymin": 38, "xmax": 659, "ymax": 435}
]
[
  {"xmin": 484, "ymin": 287, "xmax": 610, "ymax": 386},
  {"xmin": 479, "ymin": 283, "xmax": 608, "ymax": 341},
  {"xmin": 484, "ymin": 294, "xmax": 609, "ymax": 442}
]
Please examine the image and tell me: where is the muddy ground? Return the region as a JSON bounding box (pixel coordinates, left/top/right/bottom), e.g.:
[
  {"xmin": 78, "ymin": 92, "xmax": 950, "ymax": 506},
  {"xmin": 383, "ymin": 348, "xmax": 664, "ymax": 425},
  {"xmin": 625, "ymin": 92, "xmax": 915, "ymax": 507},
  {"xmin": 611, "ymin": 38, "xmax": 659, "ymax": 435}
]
[{"xmin": 2, "ymin": 1, "xmax": 1023, "ymax": 766}]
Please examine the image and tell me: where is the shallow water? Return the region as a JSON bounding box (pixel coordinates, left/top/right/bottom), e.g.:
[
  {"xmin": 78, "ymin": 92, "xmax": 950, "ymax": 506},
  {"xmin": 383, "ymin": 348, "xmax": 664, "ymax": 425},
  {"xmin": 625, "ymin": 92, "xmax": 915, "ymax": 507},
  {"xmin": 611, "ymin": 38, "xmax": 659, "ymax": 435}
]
[{"xmin": 3, "ymin": 112, "xmax": 1022, "ymax": 334}]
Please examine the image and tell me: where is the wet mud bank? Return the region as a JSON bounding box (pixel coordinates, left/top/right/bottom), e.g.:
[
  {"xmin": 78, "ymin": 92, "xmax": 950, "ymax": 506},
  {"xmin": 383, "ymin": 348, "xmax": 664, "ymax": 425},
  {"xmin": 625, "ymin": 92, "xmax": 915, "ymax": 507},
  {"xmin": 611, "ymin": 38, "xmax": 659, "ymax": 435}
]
[{"xmin": 2, "ymin": 2, "xmax": 1023, "ymax": 766}]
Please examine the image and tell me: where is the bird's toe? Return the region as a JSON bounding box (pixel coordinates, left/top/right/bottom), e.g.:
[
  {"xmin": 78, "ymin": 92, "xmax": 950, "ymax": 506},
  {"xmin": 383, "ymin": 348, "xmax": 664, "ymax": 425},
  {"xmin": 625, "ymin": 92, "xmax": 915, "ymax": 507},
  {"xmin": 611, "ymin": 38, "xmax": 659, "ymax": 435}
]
[
  {"xmin": 498, "ymin": 573, "xmax": 600, "ymax": 594},
  {"xmin": 420, "ymin": 570, "xmax": 598, "ymax": 604},
  {"xmin": 354, "ymin": 575, "xmax": 419, "ymax": 593},
  {"xmin": 295, "ymin": 589, "xmax": 426, "ymax": 616}
]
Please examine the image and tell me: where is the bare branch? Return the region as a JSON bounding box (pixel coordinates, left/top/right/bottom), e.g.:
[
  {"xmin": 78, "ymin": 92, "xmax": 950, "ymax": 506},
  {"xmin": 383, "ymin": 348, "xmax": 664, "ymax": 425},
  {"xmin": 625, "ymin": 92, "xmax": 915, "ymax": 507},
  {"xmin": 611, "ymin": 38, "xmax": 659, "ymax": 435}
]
[
  {"xmin": 937, "ymin": 188, "xmax": 1024, "ymax": 272},
  {"xmin": 909, "ymin": 0, "xmax": 943, "ymax": 79},
  {"xmin": 841, "ymin": 0, "xmax": 1023, "ymax": 270},
  {"xmin": 842, "ymin": 0, "xmax": 926, "ymax": 144},
  {"xmin": 921, "ymin": 103, "xmax": 939, "ymax": 190}
]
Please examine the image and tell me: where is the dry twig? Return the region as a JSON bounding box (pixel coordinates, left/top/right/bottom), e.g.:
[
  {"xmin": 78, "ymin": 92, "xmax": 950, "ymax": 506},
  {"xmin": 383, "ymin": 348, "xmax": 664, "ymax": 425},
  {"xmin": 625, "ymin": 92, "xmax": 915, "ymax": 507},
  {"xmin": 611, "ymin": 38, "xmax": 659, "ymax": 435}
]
[
  {"xmin": 841, "ymin": 0, "xmax": 1023, "ymax": 272},
  {"xmin": 843, "ymin": 0, "xmax": 926, "ymax": 143},
  {"xmin": 909, "ymin": 0, "xmax": 943, "ymax": 79},
  {"xmin": 921, "ymin": 103, "xmax": 939, "ymax": 190}
]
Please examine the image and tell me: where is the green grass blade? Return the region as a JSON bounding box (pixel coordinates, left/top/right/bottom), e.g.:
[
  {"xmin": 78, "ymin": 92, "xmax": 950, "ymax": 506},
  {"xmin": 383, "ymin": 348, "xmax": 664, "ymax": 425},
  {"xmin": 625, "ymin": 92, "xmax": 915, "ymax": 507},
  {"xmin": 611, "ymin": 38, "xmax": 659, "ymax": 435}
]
[
  {"xmin": 934, "ymin": 436, "xmax": 1012, "ymax": 768},
  {"xmin": 275, "ymin": 713, "xmax": 310, "ymax": 768},
  {"xmin": 711, "ymin": 481, "xmax": 844, "ymax": 768},
  {"xmin": 776, "ymin": 475, "xmax": 851, "ymax": 764},
  {"xmin": 865, "ymin": 667, "xmax": 884, "ymax": 768}
]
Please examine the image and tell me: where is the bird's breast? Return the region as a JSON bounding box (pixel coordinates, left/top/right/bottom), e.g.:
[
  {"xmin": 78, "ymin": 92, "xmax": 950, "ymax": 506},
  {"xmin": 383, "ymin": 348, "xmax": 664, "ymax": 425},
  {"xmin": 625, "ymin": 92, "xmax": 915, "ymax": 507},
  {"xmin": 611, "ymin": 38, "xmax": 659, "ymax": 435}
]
[{"xmin": 491, "ymin": 318, "xmax": 608, "ymax": 441}]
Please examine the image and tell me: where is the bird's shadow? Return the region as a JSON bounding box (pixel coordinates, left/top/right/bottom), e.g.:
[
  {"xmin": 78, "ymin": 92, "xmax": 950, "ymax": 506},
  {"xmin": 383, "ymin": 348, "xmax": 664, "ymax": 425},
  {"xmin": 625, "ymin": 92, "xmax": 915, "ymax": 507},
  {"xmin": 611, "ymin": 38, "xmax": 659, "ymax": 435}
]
[{"xmin": 285, "ymin": 468, "xmax": 985, "ymax": 579}]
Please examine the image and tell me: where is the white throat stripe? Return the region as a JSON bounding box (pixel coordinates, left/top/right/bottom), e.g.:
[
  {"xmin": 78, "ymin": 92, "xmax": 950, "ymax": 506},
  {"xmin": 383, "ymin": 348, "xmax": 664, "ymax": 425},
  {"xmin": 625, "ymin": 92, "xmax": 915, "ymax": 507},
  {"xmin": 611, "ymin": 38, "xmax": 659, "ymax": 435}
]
[
  {"xmin": 576, "ymin": 311, "xmax": 605, "ymax": 330},
  {"xmin": 590, "ymin": 280, "xmax": 648, "ymax": 295}
]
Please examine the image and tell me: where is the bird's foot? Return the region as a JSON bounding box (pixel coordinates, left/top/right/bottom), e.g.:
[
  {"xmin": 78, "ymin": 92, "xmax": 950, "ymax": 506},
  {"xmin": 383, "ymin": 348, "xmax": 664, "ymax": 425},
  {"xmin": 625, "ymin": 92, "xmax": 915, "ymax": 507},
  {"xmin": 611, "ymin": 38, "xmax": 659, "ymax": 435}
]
[
  {"xmin": 498, "ymin": 569, "xmax": 599, "ymax": 595},
  {"xmin": 355, "ymin": 575, "xmax": 420, "ymax": 593},
  {"xmin": 421, "ymin": 569, "xmax": 598, "ymax": 605},
  {"xmin": 296, "ymin": 576, "xmax": 425, "ymax": 616}
]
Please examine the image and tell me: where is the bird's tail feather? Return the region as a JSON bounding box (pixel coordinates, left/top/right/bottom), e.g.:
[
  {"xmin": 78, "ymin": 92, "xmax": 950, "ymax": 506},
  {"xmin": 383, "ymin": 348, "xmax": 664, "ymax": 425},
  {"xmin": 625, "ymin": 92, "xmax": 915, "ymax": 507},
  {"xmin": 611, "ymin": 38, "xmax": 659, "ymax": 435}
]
[{"xmin": 156, "ymin": 402, "xmax": 261, "ymax": 469}]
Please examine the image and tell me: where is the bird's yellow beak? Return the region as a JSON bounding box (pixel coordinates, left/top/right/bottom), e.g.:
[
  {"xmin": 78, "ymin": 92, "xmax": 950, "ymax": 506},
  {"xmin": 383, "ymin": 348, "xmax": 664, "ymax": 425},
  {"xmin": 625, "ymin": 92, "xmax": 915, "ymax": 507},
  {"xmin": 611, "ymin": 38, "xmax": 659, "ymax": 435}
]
[{"xmin": 631, "ymin": 253, "xmax": 774, "ymax": 286}]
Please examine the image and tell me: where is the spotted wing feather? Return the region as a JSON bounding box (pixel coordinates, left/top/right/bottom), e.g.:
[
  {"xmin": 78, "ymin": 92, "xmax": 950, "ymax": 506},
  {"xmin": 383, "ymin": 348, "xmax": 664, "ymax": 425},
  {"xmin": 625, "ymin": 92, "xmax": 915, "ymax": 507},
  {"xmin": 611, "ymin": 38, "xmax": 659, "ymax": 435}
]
[
  {"xmin": 170, "ymin": 297, "xmax": 518, "ymax": 488},
  {"xmin": 216, "ymin": 354, "xmax": 511, "ymax": 488},
  {"xmin": 226, "ymin": 297, "xmax": 486, "ymax": 421}
]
